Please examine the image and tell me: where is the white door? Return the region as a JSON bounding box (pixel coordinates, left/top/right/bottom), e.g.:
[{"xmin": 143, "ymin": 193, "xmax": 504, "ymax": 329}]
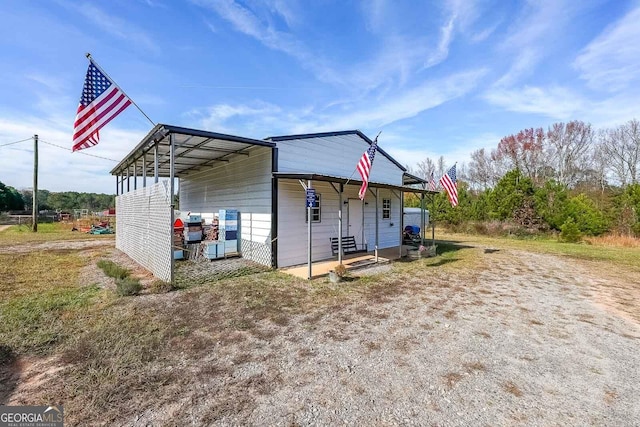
[{"xmin": 347, "ymin": 199, "xmax": 363, "ymax": 246}]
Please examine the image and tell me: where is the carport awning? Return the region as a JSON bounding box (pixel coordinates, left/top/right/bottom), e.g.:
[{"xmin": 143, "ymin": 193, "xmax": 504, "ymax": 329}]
[
  {"xmin": 272, "ymin": 172, "xmax": 438, "ymax": 195},
  {"xmin": 110, "ymin": 124, "xmax": 276, "ymax": 178}
]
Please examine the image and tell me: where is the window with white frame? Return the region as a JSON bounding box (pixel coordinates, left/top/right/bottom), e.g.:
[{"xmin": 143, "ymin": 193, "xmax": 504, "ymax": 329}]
[
  {"xmin": 305, "ymin": 193, "xmax": 321, "ymax": 223},
  {"xmin": 382, "ymin": 198, "xmax": 391, "ymax": 219}
]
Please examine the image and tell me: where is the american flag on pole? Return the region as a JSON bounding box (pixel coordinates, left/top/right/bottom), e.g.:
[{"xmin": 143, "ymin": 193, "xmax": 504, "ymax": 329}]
[
  {"xmin": 356, "ymin": 135, "xmax": 379, "ymax": 200},
  {"xmin": 72, "ymin": 61, "xmax": 132, "ymax": 152},
  {"xmin": 439, "ymin": 164, "xmax": 458, "ymax": 206},
  {"xmin": 429, "ymin": 171, "xmax": 437, "ymax": 191}
]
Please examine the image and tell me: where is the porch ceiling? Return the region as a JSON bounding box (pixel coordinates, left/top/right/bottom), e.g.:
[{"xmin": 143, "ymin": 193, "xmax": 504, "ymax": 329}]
[{"xmin": 110, "ymin": 124, "xmax": 275, "ymax": 178}]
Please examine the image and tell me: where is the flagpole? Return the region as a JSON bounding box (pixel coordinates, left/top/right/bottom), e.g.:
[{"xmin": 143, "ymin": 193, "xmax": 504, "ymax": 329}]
[
  {"xmin": 85, "ymin": 53, "xmax": 156, "ymax": 127},
  {"xmin": 345, "ymin": 131, "xmax": 381, "ymax": 186}
]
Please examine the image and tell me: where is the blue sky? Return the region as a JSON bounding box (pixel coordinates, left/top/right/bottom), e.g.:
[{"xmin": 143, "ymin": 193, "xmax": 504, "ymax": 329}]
[{"xmin": 1, "ymin": 0, "xmax": 639, "ymax": 193}]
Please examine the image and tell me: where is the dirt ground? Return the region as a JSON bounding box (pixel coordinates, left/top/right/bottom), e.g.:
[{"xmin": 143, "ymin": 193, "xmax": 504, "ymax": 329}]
[{"xmin": 3, "ymin": 238, "xmax": 640, "ymax": 426}]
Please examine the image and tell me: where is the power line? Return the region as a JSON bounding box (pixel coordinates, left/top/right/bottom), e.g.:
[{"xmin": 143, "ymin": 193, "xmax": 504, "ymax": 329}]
[
  {"xmin": 0, "ymin": 137, "xmax": 32, "ymax": 147},
  {"xmin": 40, "ymin": 139, "xmax": 118, "ymax": 162}
]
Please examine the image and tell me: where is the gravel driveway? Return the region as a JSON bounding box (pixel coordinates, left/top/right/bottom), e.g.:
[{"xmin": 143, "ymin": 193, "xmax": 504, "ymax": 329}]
[
  {"xmin": 129, "ymin": 247, "xmax": 640, "ymax": 426},
  {"xmin": 4, "ymin": 236, "xmax": 639, "ymax": 425}
]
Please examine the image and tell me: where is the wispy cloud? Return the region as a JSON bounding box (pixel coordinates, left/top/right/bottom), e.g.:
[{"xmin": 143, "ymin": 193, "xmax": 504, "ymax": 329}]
[
  {"xmin": 574, "ymin": 6, "xmax": 640, "ymax": 92},
  {"xmin": 76, "ymin": 3, "xmax": 160, "ymax": 54},
  {"xmin": 324, "ymin": 69, "xmax": 488, "ymax": 130},
  {"xmin": 425, "ymin": 17, "xmax": 456, "ymax": 68},
  {"xmin": 187, "ymin": 68, "xmax": 487, "ymax": 137},
  {"xmin": 483, "ymin": 85, "xmax": 586, "ymax": 120},
  {"xmin": 265, "ymin": 0, "xmax": 300, "ymax": 28},
  {"xmin": 470, "ymin": 22, "xmax": 500, "ymax": 43},
  {"xmin": 196, "ymin": 0, "xmax": 468, "ymax": 92},
  {"xmin": 493, "ymin": 1, "xmax": 574, "ymax": 86},
  {"xmin": 193, "ymin": 0, "xmax": 343, "ymax": 86},
  {"xmin": 386, "ymin": 131, "xmax": 501, "ymax": 169},
  {"xmin": 0, "ymin": 114, "xmax": 144, "ymax": 192},
  {"xmin": 25, "ymin": 74, "xmax": 66, "ymax": 93},
  {"xmin": 493, "ymin": 50, "xmax": 540, "ymax": 88},
  {"xmin": 186, "ymin": 101, "xmax": 284, "ymax": 136}
]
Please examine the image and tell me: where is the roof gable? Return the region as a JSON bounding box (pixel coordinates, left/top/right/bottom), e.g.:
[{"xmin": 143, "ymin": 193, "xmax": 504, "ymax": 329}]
[{"xmin": 265, "ymin": 130, "xmax": 406, "ymax": 172}]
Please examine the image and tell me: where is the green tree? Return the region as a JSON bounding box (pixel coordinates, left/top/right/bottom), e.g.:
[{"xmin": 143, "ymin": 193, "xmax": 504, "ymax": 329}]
[
  {"xmin": 0, "ymin": 181, "xmax": 25, "ymax": 211},
  {"xmin": 564, "ymin": 193, "xmax": 609, "ymax": 235},
  {"xmin": 560, "ymin": 218, "xmax": 582, "ymax": 242},
  {"xmin": 487, "ymin": 169, "xmax": 535, "ymax": 220},
  {"xmin": 612, "ymin": 184, "xmax": 640, "ymax": 235},
  {"xmin": 534, "ymin": 180, "xmax": 569, "ymax": 230}
]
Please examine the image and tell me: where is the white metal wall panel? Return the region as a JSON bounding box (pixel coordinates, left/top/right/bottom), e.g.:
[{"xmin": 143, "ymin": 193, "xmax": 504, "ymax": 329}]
[
  {"xmin": 363, "ymin": 188, "xmax": 401, "ymax": 252},
  {"xmin": 179, "ymin": 146, "xmax": 272, "ymax": 266},
  {"xmin": 115, "ymin": 181, "xmax": 172, "ymax": 281},
  {"xmin": 240, "ymin": 212, "xmax": 272, "ymax": 266},
  {"xmin": 180, "ymin": 146, "xmax": 272, "ymax": 212},
  {"xmin": 276, "ymin": 134, "xmax": 404, "ymax": 185},
  {"xmin": 276, "ymin": 180, "xmax": 400, "ymax": 267}
]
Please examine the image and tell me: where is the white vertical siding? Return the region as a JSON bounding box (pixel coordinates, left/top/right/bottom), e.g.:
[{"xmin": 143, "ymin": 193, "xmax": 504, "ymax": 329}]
[
  {"xmin": 179, "ymin": 146, "xmax": 273, "ymax": 266},
  {"xmin": 363, "ymin": 188, "xmax": 402, "ymax": 252},
  {"xmin": 276, "ymin": 134, "xmax": 404, "ymax": 185},
  {"xmin": 276, "ymin": 180, "xmax": 401, "ymax": 268},
  {"xmin": 180, "ymin": 146, "xmax": 272, "ymax": 213},
  {"xmin": 240, "ymin": 212, "xmax": 272, "ymax": 266}
]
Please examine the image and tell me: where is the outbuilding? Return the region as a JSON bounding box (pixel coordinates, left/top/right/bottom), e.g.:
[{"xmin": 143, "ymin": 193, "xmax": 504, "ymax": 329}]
[{"xmin": 111, "ymin": 124, "xmax": 434, "ymax": 282}]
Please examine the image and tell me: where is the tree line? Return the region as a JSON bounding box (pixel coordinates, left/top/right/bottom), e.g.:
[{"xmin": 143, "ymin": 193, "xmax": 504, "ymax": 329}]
[
  {"xmin": 407, "ymin": 119, "xmax": 640, "ymax": 239},
  {"xmin": 0, "ymin": 181, "xmax": 115, "ymax": 213}
]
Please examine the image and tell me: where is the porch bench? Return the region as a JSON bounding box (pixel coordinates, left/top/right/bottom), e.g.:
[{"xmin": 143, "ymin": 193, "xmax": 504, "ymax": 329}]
[{"xmin": 330, "ymin": 236, "xmax": 367, "ymax": 256}]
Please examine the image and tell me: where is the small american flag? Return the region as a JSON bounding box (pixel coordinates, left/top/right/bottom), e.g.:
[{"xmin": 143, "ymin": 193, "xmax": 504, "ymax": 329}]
[
  {"xmin": 72, "ymin": 61, "xmax": 131, "ymax": 152},
  {"xmin": 439, "ymin": 164, "xmax": 458, "ymax": 206},
  {"xmin": 356, "ymin": 135, "xmax": 379, "ymax": 200},
  {"xmin": 429, "ymin": 171, "xmax": 437, "ymax": 191}
]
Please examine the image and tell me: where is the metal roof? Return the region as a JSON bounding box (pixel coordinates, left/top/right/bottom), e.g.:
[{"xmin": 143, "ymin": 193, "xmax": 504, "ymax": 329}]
[
  {"xmin": 110, "ymin": 124, "xmax": 276, "ymax": 177},
  {"xmin": 402, "ymin": 171, "xmax": 428, "ymax": 186},
  {"xmin": 272, "ymin": 172, "xmax": 437, "ymax": 195},
  {"xmin": 265, "ymin": 130, "xmax": 407, "ymax": 172}
]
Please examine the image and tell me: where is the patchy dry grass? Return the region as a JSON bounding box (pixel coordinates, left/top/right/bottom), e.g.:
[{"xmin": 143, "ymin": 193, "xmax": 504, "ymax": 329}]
[
  {"xmin": 463, "ymin": 362, "xmax": 487, "ymax": 373},
  {"xmin": 438, "ymin": 229, "xmax": 640, "ymax": 271},
  {"xmin": 0, "ymin": 223, "xmax": 114, "ymax": 246},
  {"xmin": 442, "ymin": 372, "xmax": 464, "ymax": 389},
  {"xmin": 502, "ymin": 381, "xmax": 524, "ymax": 397},
  {"xmin": 0, "ymin": 250, "xmax": 102, "ymax": 355},
  {"xmin": 585, "ymin": 234, "xmax": 640, "ymax": 248}
]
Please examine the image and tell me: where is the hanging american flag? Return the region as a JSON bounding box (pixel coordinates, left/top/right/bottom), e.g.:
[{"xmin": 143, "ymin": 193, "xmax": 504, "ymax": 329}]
[
  {"xmin": 439, "ymin": 164, "xmax": 458, "ymax": 206},
  {"xmin": 356, "ymin": 135, "xmax": 379, "ymax": 200},
  {"xmin": 72, "ymin": 61, "xmax": 132, "ymax": 152},
  {"xmin": 429, "ymin": 171, "xmax": 437, "ymax": 191}
]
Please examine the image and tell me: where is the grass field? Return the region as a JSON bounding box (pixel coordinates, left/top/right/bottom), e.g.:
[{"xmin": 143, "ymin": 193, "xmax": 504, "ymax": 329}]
[
  {"xmin": 1, "ymin": 225, "xmax": 639, "ymax": 425},
  {"xmin": 0, "ymin": 223, "xmax": 114, "ymax": 246},
  {"xmin": 436, "ymin": 229, "xmax": 640, "ymax": 271}
]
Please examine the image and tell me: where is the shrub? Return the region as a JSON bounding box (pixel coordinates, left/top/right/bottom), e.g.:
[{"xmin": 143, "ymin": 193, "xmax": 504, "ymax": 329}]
[
  {"xmin": 560, "ymin": 218, "xmax": 582, "ymax": 243},
  {"xmin": 97, "ymin": 260, "xmax": 130, "ymax": 280},
  {"xmin": 564, "ymin": 194, "xmax": 609, "ymax": 236},
  {"xmin": 149, "ymin": 280, "xmax": 173, "ymax": 294},
  {"xmin": 333, "ymin": 264, "xmax": 347, "ymax": 277},
  {"xmin": 115, "ymin": 277, "xmax": 142, "ymax": 296}
]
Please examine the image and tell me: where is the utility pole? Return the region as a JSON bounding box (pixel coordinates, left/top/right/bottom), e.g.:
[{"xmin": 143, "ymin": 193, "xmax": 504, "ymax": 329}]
[{"xmin": 32, "ymin": 134, "xmax": 38, "ymax": 232}]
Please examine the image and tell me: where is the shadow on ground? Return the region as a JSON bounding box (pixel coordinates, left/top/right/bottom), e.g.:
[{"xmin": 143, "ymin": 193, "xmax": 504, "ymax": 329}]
[
  {"xmin": 424, "ymin": 258, "xmax": 459, "ymax": 267},
  {"xmin": 434, "ymin": 240, "xmax": 475, "ymax": 256},
  {"xmin": 0, "ymin": 345, "xmax": 19, "ymax": 404}
]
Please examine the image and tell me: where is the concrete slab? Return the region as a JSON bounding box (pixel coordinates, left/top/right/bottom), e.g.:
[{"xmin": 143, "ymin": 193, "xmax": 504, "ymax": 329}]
[{"xmin": 281, "ymin": 245, "xmax": 410, "ymax": 279}]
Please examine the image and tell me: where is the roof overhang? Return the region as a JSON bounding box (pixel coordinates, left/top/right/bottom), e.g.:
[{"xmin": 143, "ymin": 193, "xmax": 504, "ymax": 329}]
[
  {"xmin": 110, "ymin": 124, "xmax": 276, "ymax": 178},
  {"xmin": 402, "ymin": 171, "xmax": 428, "ymax": 186},
  {"xmin": 273, "ymin": 172, "xmax": 438, "ymax": 195}
]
